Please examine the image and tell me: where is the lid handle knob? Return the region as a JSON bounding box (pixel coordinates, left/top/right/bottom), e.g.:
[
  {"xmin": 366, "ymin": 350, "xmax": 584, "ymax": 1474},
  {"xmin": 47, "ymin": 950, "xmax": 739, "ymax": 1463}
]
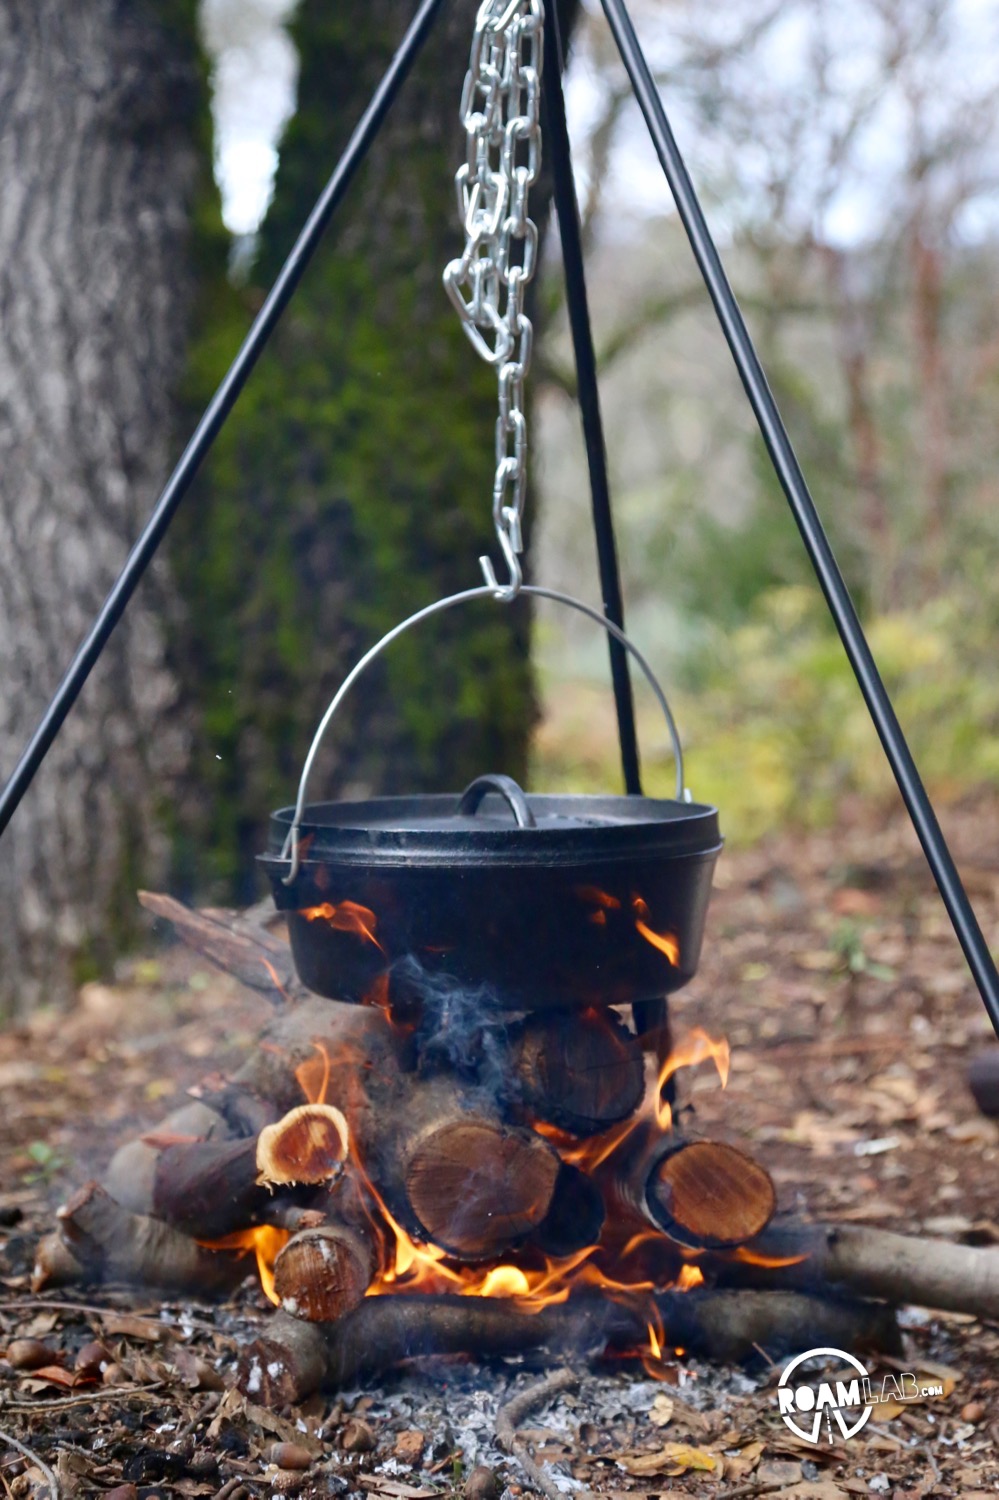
[{"xmin": 457, "ymin": 774, "xmax": 536, "ymax": 829}]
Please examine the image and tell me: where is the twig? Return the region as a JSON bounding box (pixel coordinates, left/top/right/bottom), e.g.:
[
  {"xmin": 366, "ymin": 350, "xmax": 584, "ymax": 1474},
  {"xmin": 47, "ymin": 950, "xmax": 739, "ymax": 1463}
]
[
  {"xmin": 716, "ymin": 1483, "xmax": 789, "ymax": 1500},
  {"xmin": 0, "ymin": 1383, "xmax": 165, "ymax": 1413},
  {"xmin": 496, "ymin": 1369, "xmax": 596, "ymax": 1500},
  {"xmin": 0, "ymin": 1428, "xmax": 58, "ymax": 1500}
]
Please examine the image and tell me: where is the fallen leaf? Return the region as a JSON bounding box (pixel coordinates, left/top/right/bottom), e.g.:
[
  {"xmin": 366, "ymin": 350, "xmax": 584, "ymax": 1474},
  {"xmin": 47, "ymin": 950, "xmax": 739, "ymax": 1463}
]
[
  {"xmin": 99, "ymin": 1313, "xmax": 169, "ymax": 1343},
  {"xmin": 722, "ymin": 1439, "xmax": 763, "ymax": 1481},
  {"xmin": 356, "ymin": 1480, "xmax": 440, "ymax": 1499},
  {"xmin": 617, "ymin": 1443, "xmax": 722, "ymax": 1477}
]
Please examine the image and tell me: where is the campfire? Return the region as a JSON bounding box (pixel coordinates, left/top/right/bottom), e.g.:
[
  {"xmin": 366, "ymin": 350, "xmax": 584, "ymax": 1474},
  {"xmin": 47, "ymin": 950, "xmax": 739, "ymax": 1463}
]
[{"xmin": 34, "ymin": 884, "xmax": 933, "ymax": 1406}]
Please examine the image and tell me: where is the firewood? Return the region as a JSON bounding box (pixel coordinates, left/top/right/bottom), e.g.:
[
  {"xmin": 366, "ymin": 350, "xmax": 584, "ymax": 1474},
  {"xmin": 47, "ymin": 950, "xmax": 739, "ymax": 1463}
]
[
  {"xmin": 55, "ymin": 1181, "xmax": 246, "ymax": 1295},
  {"xmin": 369, "ymin": 1076, "xmax": 560, "ymax": 1259},
  {"xmin": 138, "ymin": 890, "xmax": 302, "ymax": 1002},
  {"xmin": 647, "ymin": 1139, "xmax": 777, "ymax": 1248},
  {"xmin": 228, "ymin": 996, "xmax": 396, "ymax": 1119},
  {"xmin": 103, "ymin": 1100, "xmax": 232, "ymax": 1216},
  {"xmin": 714, "ymin": 1219, "xmax": 999, "ymax": 1321},
  {"xmin": 608, "ymin": 1126, "xmax": 776, "ymax": 1249},
  {"xmin": 511, "ymin": 1010, "xmax": 644, "ymax": 1134},
  {"xmin": 151, "ymin": 1104, "xmax": 349, "ymax": 1240},
  {"xmin": 532, "ymin": 1163, "xmax": 605, "ymax": 1257},
  {"xmin": 237, "ymin": 1288, "xmax": 900, "ymax": 1404},
  {"xmin": 273, "ymin": 1221, "xmax": 376, "ymax": 1322},
  {"xmin": 31, "ymin": 1232, "xmax": 86, "ymax": 1292}
]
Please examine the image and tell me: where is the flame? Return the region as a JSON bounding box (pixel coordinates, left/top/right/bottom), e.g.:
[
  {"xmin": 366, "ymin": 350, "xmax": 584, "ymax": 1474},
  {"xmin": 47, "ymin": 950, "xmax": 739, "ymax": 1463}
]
[
  {"xmin": 576, "ymin": 887, "xmax": 682, "ymax": 967},
  {"xmin": 726, "ymin": 1244, "xmax": 809, "ymax": 1268},
  {"xmin": 200, "ymin": 1225, "xmax": 290, "ymax": 1305},
  {"xmin": 575, "ymin": 886, "xmax": 621, "ymax": 909},
  {"xmin": 259, "ymin": 957, "xmax": 292, "ymax": 1002},
  {"xmin": 632, "ymin": 896, "xmax": 680, "ymax": 966},
  {"xmin": 655, "ymin": 1027, "xmax": 729, "ymax": 1130},
  {"xmin": 298, "ymin": 900, "xmax": 383, "ymax": 953},
  {"xmin": 295, "ymin": 1042, "xmax": 331, "ymax": 1106}
]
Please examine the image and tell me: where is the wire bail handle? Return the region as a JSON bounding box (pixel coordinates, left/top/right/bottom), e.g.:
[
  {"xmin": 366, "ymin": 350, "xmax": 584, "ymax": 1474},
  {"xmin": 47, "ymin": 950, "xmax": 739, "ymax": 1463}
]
[
  {"xmin": 443, "ymin": 0, "xmax": 545, "ymax": 599},
  {"xmin": 280, "ymin": 583, "xmax": 687, "ymax": 883}
]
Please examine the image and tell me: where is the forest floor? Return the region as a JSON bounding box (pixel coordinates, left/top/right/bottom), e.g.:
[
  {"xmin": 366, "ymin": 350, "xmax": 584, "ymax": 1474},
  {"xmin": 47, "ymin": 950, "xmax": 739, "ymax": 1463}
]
[{"xmin": 1, "ymin": 790, "xmax": 998, "ymax": 1499}]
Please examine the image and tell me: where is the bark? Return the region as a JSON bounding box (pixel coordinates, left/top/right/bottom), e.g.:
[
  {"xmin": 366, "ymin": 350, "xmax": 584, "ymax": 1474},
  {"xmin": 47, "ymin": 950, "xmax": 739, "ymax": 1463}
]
[
  {"xmin": 715, "ymin": 1219, "xmax": 999, "ymax": 1322},
  {"xmin": 55, "ymin": 1180, "xmax": 245, "ymax": 1295},
  {"xmin": 151, "ymin": 1103, "xmax": 348, "ymax": 1239},
  {"xmin": 0, "ymin": 0, "xmax": 218, "ymax": 1011},
  {"xmin": 137, "ymin": 891, "xmax": 303, "ymax": 1004},
  {"xmin": 237, "ymin": 1290, "xmax": 900, "ymax": 1405}
]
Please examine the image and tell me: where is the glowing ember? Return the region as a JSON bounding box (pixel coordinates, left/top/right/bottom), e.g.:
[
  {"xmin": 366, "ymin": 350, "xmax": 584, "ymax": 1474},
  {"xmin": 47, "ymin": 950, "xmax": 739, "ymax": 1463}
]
[{"xmin": 298, "ymin": 900, "xmax": 383, "ymax": 952}]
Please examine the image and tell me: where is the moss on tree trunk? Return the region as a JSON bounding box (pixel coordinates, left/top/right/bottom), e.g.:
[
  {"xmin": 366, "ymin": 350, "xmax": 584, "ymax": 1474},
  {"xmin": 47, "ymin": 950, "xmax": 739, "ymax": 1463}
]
[{"xmin": 171, "ymin": 0, "xmax": 577, "ymax": 899}]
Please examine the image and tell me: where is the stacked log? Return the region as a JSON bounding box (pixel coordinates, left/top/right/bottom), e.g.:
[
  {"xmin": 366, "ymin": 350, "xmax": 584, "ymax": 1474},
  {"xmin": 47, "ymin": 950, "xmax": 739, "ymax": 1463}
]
[{"xmin": 35, "ymin": 892, "xmax": 833, "ymax": 1397}]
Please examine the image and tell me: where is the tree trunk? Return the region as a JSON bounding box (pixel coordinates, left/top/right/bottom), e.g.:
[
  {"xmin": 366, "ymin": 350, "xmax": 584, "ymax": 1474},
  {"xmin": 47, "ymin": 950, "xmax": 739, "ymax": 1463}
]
[
  {"xmin": 0, "ymin": 0, "xmax": 219, "ymax": 1011},
  {"xmin": 171, "ymin": 0, "xmax": 579, "ymax": 900}
]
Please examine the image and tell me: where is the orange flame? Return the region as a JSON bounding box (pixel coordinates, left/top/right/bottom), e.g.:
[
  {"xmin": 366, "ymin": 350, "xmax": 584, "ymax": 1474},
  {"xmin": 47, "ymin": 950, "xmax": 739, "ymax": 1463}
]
[
  {"xmin": 200, "ymin": 1225, "xmax": 290, "ymax": 1305},
  {"xmin": 726, "ymin": 1244, "xmax": 809, "ymax": 1268},
  {"xmin": 298, "ymin": 900, "xmax": 383, "ymax": 953}
]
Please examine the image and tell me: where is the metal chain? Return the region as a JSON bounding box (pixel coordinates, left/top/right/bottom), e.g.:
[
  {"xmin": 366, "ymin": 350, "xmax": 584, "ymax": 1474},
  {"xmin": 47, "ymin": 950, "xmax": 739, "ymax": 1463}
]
[{"xmin": 443, "ymin": 0, "xmax": 544, "ymax": 600}]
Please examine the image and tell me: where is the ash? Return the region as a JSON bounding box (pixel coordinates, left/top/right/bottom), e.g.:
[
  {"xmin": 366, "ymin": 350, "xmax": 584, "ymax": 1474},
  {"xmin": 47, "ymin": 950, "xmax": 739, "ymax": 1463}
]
[{"xmin": 339, "ymin": 1356, "xmax": 765, "ymax": 1484}]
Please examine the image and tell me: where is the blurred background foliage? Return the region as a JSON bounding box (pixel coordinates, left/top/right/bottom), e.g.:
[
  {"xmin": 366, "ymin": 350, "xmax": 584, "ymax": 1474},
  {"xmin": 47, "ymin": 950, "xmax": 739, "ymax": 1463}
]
[{"xmin": 526, "ymin": 0, "xmax": 999, "ymax": 841}]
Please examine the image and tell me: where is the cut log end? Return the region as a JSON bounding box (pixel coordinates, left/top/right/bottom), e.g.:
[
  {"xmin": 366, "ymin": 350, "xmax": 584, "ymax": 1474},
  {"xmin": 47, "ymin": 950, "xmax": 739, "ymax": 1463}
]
[
  {"xmin": 405, "ymin": 1121, "xmax": 559, "ymax": 1259},
  {"xmin": 257, "ymin": 1104, "xmax": 349, "ymax": 1187},
  {"xmin": 649, "ymin": 1140, "xmax": 776, "ymax": 1249},
  {"xmin": 273, "ymin": 1224, "xmax": 375, "ymax": 1322},
  {"xmin": 514, "ymin": 1010, "xmax": 645, "ymax": 1135}
]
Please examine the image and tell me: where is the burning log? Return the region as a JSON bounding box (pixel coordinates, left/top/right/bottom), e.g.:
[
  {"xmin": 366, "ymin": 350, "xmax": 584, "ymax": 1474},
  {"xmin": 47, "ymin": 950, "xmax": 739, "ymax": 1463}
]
[
  {"xmin": 228, "ymin": 996, "xmax": 397, "ymax": 1118},
  {"xmin": 372, "ymin": 1077, "xmax": 561, "ymax": 1259},
  {"xmin": 150, "ymin": 1104, "xmax": 347, "ymax": 1240},
  {"xmin": 237, "ymin": 1289, "xmax": 900, "ymax": 1405},
  {"xmin": 608, "ymin": 1128, "xmax": 776, "ymax": 1249},
  {"xmin": 511, "ymin": 1010, "xmax": 644, "ymax": 1134},
  {"xmin": 715, "ymin": 1219, "xmax": 999, "ymax": 1322},
  {"xmin": 54, "ymin": 1181, "xmax": 246, "ymax": 1295}
]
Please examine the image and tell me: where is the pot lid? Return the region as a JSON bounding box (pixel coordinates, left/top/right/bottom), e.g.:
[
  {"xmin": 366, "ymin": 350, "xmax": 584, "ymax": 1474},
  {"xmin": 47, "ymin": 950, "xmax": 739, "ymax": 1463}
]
[{"xmin": 265, "ymin": 774, "xmax": 722, "ymax": 869}]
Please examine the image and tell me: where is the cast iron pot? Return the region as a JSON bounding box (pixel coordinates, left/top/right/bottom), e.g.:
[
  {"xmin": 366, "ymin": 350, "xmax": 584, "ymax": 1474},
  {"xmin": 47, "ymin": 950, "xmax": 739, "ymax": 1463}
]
[{"xmin": 260, "ymin": 773, "xmax": 722, "ymax": 1012}]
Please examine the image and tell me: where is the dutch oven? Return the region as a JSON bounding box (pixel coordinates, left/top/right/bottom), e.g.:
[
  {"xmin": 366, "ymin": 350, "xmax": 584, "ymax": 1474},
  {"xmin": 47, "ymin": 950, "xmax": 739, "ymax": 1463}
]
[{"xmin": 261, "ymin": 772, "xmax": 721, "ymax": 1011}]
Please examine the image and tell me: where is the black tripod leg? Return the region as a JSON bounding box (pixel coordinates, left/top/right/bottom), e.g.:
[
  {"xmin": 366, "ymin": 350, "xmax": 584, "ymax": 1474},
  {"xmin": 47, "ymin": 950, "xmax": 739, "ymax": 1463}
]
[
  {"xmin": 599, "ymin": 0, "xmax": 999, "ymax": 1039},
  {"xmin": 542, "ymin": 2, "xmax": 642, "ymax": 798}
]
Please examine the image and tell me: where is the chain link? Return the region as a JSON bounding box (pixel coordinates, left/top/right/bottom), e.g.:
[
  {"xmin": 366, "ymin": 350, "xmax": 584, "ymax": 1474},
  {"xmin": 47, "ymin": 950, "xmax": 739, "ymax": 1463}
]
[{"xmin": 443, "ymin": 0, "xmax": 544, "ymax": 599}]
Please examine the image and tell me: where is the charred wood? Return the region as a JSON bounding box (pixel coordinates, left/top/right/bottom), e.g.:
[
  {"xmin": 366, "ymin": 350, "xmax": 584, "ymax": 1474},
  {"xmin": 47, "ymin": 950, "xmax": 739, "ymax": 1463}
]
[
  {"xmin": 531, "ymin": 1163, "xmax": 605, "ymax": 1257},
  {"xmin": 511, "ymin": 1010, "xmax": 644, "ymax": 1134},
  {"xmin": 237, "ymin": 1289, "xmax": 900, "ymax": 1405},
  {"xmin": 607, "ymin": 1126, "xmax": 776, "ymax": 1249},
  {"xmin": 370, "ymin": 1076, "xmax": 560, "ymax": 1260}
]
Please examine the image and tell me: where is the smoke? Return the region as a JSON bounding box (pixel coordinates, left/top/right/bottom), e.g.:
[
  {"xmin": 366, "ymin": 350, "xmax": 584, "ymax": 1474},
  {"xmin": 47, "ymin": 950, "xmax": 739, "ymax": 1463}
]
[{"xmin": 389, "ymin": 955, "xmax": 517, "ymax": 1103}]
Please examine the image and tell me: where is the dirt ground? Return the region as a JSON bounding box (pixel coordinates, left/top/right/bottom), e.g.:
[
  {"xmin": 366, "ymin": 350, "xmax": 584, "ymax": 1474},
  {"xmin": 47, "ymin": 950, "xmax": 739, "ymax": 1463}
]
[{"xmin": 2, "ymin": 790, "xmax": 998, "ymax": 1499}]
